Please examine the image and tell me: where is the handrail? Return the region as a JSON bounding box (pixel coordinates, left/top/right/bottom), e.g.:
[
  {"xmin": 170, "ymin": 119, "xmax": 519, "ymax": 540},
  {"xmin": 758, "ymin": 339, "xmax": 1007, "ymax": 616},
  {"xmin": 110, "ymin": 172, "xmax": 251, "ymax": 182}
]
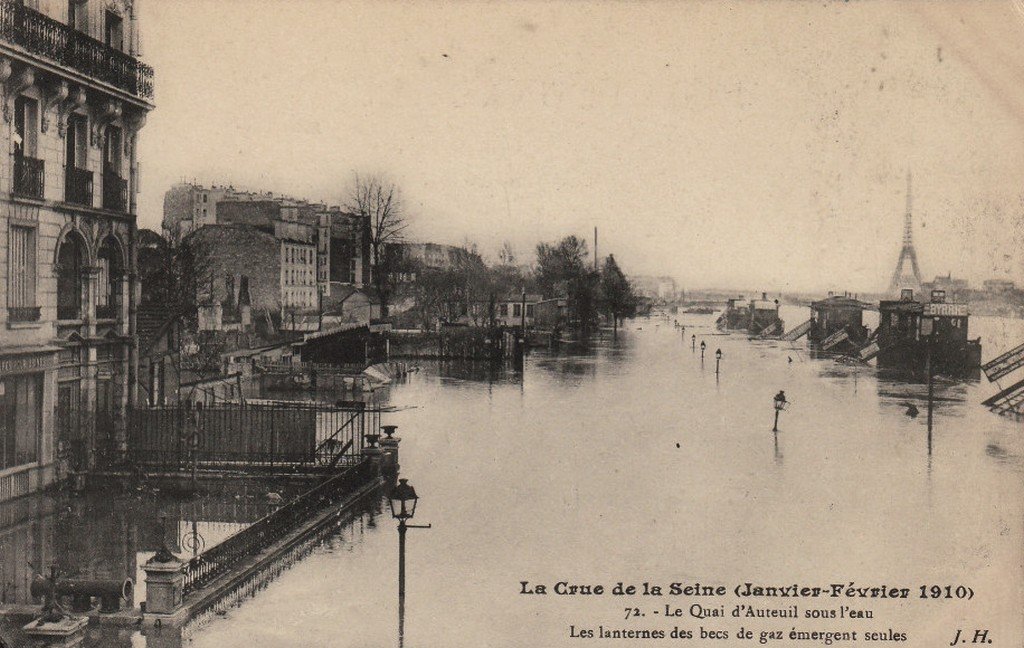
[{"xmin": 181, "ymin": 461, "xmax": 373, "ymax": 597}]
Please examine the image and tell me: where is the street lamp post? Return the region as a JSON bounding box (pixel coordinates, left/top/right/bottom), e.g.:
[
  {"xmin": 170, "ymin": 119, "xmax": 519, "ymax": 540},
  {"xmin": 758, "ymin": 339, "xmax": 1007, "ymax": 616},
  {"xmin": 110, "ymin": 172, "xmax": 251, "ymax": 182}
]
[
  {"xmin": 389, "ymin": 478, "xmax": 431, "ymax": 648},
  {"xmin": 691, "ymin": 334, "xmax": 696, "ymax": 351},
  {"xmin": 923, "ymin": 317, "xmax": 936, "ymax": 454},
  {"xmin": 700, "ymin": 340, "xmax": 706, "ymax": 361},
  {"xmin": 772, "ymin": 390, "xmax": 787, "ymax": 432},
  {"xmin": 715, "ymin": 348, "xmax": 722, "ymax": 376}
]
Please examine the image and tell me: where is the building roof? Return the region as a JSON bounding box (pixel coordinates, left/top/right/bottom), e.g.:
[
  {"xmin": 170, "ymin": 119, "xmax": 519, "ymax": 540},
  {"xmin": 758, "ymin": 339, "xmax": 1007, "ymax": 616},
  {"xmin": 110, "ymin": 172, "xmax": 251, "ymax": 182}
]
[
  {"xmin": 137, "ymin": 305, "xmax": 176, "ymax": 354},
  {"xmin": 810, "ymin": 295, "xmax": 870, "ymax": 310}
]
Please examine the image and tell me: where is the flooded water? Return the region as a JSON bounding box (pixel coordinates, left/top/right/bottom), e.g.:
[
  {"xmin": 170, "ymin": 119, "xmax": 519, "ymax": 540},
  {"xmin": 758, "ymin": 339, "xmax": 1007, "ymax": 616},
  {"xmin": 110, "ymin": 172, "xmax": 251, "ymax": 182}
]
[
  {"xmin": 4, "ymin": 309, "xmax": 1023, "ymax": 647},
  {"xmin": 178, "ymin": 309, "xmax": 1024, "ymax": 647}
]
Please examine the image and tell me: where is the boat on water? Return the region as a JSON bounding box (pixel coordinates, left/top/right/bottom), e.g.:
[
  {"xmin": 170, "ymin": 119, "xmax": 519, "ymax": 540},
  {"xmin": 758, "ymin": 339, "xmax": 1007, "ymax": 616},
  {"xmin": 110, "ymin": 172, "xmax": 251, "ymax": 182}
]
[
  {"xmin": 808, "ymin": 293, "xmax": 871, "ymax": 353},
  {"xmin": 875, "ymin": 289, "xmax": 982, "ymax": 378},
  {"xmin": 716, "ymin": 297, "xmax": 749, "ymax": 331},
  {"xmin": 748, "ymin": 294, "xmax": 785, "ymax": 337},
  {"xmin": 715, "ymin": 293, "xmax": 785, "ymax": 336}
]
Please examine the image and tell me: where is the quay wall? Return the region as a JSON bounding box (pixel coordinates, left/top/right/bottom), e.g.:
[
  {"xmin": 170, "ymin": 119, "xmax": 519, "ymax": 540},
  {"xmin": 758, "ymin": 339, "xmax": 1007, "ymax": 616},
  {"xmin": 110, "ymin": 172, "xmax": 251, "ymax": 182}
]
[{"xmin": 390, "ymin": 329, "xmax": 520, "ymax": 360}]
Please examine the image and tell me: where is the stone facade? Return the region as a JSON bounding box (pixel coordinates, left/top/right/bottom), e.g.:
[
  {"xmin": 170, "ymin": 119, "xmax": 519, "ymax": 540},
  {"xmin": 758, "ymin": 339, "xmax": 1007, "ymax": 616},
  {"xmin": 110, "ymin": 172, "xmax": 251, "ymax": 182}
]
[
  {"xmin": 163, "ymin": 184, "xmax": 372, "ymax": 332},
  {"xmin": 0, "ymin": 0, "xmax": 153, "ymax": 501}
]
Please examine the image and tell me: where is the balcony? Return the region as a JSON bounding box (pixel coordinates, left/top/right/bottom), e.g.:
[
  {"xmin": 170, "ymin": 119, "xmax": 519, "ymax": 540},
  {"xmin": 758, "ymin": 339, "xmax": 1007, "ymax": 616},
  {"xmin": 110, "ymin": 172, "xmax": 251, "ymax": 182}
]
[
  {"xmin": 102, "ymin": 172, "xmax": 127, "ymax": 212},
  {"xmin": 0, "ymin": 1, "xmax": 154, "ymax": 100},
  {"xmin": 13, "ymin": 154, "xmax": 43, "ymax": 199},
  {"xmin": 7, "ymin": 306, "xmax": 40, "ymax": 322},
  {"xmin": 65, "ymin": 166, "xmax": 93, "ymax": 206}
]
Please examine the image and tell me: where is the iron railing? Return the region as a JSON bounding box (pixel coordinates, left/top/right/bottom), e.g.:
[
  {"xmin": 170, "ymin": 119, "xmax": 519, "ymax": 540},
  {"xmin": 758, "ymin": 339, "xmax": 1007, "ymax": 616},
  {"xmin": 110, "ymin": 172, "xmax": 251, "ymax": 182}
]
[
  {"xmin": 181, "ymin": 460, "xmax": 375, "ymax": 597},
  {"xmin": 0, "ymin": 1, "xmax": 154, "ymax": 99},
  {"xmin": 127, "ymin": 403, "xmax": 377, "ymax": 471},
  {"xmin": 13, "ymin": 154, "xmax": 44, "ymax": 198},
  {"xmin": 102, "ymin": 172, "xmax": 127, "ymax": 212},
  {"xmin": 65, "ymin": 166, "xmax": 93, "ymax": 206}
]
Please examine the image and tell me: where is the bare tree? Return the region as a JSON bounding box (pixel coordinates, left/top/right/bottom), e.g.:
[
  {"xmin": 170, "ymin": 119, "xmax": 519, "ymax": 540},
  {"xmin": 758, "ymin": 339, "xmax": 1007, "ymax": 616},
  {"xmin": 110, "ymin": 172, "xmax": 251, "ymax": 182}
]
[
  {"xmin": 346, "ymin": 173, "xmax": 409, "ymax": 317},
  {"xmin": 498, "ymin": 241, "xmax": 517, "ymax": 266}
]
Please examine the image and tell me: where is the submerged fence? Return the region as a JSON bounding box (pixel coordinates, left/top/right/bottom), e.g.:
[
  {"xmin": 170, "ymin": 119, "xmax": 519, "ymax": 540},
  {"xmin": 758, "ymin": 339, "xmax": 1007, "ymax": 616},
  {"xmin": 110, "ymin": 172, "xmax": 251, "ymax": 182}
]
[
  {"xmin": 181, "ymin": 460, "xmax": 377, "ymax": 597},
  {"xmin": 127, "ymin": 403, "xmax": 381, "ymax": 471}
]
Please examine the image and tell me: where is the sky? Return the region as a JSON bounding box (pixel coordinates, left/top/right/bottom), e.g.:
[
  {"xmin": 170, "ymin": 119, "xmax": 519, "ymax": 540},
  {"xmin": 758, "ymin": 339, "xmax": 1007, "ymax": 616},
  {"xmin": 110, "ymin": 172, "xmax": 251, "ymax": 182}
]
[{"xmin": 136, "ymin": 0, "xmax": 1024, "ymax": 293}]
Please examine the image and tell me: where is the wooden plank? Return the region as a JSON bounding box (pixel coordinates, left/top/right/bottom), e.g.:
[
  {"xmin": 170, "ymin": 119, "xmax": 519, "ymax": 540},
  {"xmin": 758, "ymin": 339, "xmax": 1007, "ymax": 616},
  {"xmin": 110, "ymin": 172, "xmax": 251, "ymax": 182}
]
[
  {"xmin": 981, "ymin": 341, "xmax": 1024, "ymax": 382},
  {"xmin": 982, "ymin": 375, "xmax": 1024, "ymax": 408}
]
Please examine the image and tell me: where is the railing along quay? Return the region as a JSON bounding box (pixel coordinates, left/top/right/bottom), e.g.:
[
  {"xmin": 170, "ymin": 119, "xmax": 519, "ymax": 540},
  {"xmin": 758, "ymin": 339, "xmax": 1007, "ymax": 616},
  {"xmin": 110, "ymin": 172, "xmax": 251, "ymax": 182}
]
[
  {"xmin": 126, "ymin": 402, "xmax": 379, "ymax": 472},
  {"xmin": 181, "ymin": 460, "xmax": 375, "ymax": 597},
  {"xmin": 0, "ymin": 0, "xmax": 154, "ymax": 99}
]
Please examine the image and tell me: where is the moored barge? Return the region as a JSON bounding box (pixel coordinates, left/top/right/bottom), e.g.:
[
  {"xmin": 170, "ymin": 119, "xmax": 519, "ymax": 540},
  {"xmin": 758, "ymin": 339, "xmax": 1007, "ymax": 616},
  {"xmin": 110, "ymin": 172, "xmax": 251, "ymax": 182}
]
[
  {"xmin": 875, "ymin": 289, "xmax": 982, "ymax": 378},
  {"xmin": 808, "ymin": 293, "xmax": 871, "ymax": 353},
  {"xmin": 716, "ymin": 297, "xmax": 749, "ymax": 331}
]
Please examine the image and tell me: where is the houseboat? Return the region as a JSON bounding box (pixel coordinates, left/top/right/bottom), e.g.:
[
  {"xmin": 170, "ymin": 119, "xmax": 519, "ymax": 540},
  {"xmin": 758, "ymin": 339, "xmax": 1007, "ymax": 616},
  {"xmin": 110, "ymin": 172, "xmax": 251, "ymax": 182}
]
[
  {"xmin": 808, "ymin": 293, "xmax": 871, "ymax": 353},
  {"xmin": 716, "ymin": 297, "xmax": 749, "ymax": 331},
  {"xmin": 748, "ymin": 294, "xmax": 785, "ymax": 337},
  {"xmin": 875, "ymin": 289, "xmax": 982, "ymax": 378}
]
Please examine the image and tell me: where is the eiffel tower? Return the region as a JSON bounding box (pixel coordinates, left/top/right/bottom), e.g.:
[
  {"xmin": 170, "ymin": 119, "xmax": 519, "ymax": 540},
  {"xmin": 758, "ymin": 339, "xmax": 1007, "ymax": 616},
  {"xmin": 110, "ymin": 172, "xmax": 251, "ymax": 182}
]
[{"xmin": 888, "ymin": 172, "xmax": 923, "ymax": 294}]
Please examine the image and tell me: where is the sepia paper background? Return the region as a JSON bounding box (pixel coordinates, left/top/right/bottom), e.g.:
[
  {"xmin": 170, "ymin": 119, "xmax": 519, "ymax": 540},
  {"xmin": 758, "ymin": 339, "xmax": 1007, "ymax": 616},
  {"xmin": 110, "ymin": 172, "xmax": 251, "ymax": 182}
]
[{"xmin": 132, "ymin": 0, "xmax": 1024, "ymax": 645}]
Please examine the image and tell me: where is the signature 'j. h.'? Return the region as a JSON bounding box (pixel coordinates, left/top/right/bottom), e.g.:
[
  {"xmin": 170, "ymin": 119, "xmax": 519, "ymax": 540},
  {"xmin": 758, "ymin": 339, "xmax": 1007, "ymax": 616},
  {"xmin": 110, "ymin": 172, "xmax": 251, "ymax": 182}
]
[{"xmin": 949, "ymin": 629, "xmax": 993, "ymax": 645}]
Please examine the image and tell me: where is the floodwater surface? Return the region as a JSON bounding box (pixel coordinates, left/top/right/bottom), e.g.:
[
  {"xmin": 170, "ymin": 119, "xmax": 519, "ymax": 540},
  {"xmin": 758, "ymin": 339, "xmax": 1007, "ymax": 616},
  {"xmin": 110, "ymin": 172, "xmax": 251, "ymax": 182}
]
[
  {"xmin": 176, "ymin": 310, "xmax": 1024, "ymax": 647},
  {"xmin": 4, "ymin": 310, "xmax": 1021, "ymax": 647}
]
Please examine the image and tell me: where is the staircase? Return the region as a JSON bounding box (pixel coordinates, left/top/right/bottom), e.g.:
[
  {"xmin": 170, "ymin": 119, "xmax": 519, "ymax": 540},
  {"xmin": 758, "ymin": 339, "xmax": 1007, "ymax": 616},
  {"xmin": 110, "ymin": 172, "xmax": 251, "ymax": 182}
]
[
  {"xmin": 820, "ymin": 329, "xmax": 850, "ymax": 352},
  {"xmin": 981, "ymin": 341, "xmax": 1024, "ymax": 416},
  {"xmin": 781, "ymin": 319, "xmax": 812, "ymax": 341},
  {"xmin": 981, "ymin": 376, "xmax": 1024, "ymax": 416}
]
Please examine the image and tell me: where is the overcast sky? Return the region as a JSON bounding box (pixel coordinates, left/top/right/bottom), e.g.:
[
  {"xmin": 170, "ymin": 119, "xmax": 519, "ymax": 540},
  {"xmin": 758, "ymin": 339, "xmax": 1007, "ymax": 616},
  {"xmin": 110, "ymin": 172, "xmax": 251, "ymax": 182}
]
[{"xmin": 136, "ymin": 0, "xmax": 1024, "ymax": 293}]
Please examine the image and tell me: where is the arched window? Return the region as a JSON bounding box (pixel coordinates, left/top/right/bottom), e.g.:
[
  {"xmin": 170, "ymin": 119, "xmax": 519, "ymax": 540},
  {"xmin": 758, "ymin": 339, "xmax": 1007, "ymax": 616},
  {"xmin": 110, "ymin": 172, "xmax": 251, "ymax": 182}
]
[
  {"xmin": 97, "ymin": 237, "xmax": 123, "ymax": 320},
  {"xmin": 56, "ymin": 231, "xmax": 87, "ymax": 320}
]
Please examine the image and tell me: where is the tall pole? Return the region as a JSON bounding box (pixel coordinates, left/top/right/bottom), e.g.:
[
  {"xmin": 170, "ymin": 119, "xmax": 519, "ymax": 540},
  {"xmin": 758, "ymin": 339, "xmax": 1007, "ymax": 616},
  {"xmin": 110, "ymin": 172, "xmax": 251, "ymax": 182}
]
[
  {"xmin": 520, "ymin": 289, "xmax": 526, "ymax": 331},
  {"xmin": 773, "ymin": 409, "xmax": 780, "ymax": 432},
  {"xmin": 926, "ymin": 336, "xmax": 934, "ymax": 454},
  {"xmin": 594, "ymin": 227, "xmax": 598, "ymax": 271},
  {"xmin": 398, "ymin": 518, "xmax": 406, "ymax": 648}
]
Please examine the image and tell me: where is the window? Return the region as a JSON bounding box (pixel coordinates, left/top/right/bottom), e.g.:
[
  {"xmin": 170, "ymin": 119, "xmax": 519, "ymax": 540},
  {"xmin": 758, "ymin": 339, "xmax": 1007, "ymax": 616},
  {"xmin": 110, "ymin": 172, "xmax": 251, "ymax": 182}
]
[
  {"xmin": 14, "ymin": 96, "xmax": 38, "ymax": 158},
  {"xmin": 57, "ymin": 232, "xmax": 86, "ymax": 320},
  {"xmin": 527, "ymin": 304, "xmax": 535, "ymax": 317},
  {"xmin": 513, "ymin": 303, "xmax": 522, "ymax": 317},
  {"xmin": 68, "ymin": 0, "xmax": 88, "ymax": 31},
  {"xmin": 0, "ymin": 373, "xmax": 42, "ymax": 469},
  {"xmin": 103, "ymin": 125, "xmax": 122, "ymax": 174},
  {"xmin": 8, "ymin": 225, "xmax": 37, "ymax": 311},
  {"xmin": 105, "ymin": 10, "xmax": 124, "ymax": 51},
  {"xmin": 96, "ymin": 237, "xmax": 123, "ymax": 318},
  {"xmin": 66, "ymin": 114, "xmax": 88, "ymax": 169}
]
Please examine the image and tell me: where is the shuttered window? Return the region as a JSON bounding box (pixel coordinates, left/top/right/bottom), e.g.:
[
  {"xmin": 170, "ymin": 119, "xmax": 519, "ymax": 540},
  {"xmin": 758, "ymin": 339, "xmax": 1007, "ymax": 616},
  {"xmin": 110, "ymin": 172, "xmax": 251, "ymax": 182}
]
[{"xmin": 8, "ymin": 226, "xmax": 37, "ymax": 308}]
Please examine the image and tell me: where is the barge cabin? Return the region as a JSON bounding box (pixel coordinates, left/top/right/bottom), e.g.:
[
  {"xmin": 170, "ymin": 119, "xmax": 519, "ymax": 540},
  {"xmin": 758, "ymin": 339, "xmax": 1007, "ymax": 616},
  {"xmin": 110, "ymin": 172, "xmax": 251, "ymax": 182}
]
[
  {"xmin": 876, "ymin": 289, "xmax": 982, "ymax": 378},
  {"xmin": 808, "ymin": 293, "xmax": 871, "ymax": 352},
  {"xmin": 748, "ymin": 293, "xmax": 785, "ymax": 337},
  {"xmin": 716, "ymin": 297, "xmax": 749, "ymax": 331}
]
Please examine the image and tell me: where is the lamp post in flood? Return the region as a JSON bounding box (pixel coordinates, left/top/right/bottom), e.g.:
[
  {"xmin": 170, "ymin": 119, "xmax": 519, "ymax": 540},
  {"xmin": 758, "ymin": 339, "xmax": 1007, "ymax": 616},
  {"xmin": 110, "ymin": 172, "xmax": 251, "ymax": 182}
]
[
  {"xmin": 700, "ymin": 340, "xmax": 706, "ymax": 362},
  {"xmin": 715, "ymin": 348, "xmax": 722, "ymax": 376},
  {"xmin": 389, "ymin": 478, "xmax": 431, "ymax": 648},
  {"xmin": 691, "ymin": 334, "xmax": 696, "ymax": 351},
  {"xmin": 773, "ymin": 391, "xmax": 787, "ymax": 432}
]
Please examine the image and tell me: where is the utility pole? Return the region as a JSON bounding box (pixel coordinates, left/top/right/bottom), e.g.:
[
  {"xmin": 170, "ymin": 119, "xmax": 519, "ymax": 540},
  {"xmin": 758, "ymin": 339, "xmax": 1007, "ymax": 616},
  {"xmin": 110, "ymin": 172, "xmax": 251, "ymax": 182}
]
[{"xmin": 594, "ymin": 227, "xmax": 598, "ymax": 271}]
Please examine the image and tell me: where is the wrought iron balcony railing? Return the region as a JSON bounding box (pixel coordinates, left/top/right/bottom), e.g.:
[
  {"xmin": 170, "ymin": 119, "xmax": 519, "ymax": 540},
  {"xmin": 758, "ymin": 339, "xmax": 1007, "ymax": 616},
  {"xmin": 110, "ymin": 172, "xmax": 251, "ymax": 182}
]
[
  {"xmin": 102, "ymin": 171, "xmax": 127, "ymax": 212},
  {"xmin": 7, "ymin": 306, "xmax": 40, "ymax": 322},
  {"xmin": 65, "ymin": 165, "xmax": 93, "ymax": 206},
  {"xmin": 13, "ymin": 154, "xmax": 43, "ymax": 199},
  {"xmin": 0, "ymin": 1, "xmax": 154, "ymax": 100}
]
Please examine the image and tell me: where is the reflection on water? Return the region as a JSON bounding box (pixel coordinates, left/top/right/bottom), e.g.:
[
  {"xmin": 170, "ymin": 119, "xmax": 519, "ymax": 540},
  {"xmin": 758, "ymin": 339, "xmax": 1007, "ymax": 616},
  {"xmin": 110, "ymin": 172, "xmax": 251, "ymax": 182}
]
[{"xmin": 4, "ymin": 311, "xmax": 1024, "ymax": 647}]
